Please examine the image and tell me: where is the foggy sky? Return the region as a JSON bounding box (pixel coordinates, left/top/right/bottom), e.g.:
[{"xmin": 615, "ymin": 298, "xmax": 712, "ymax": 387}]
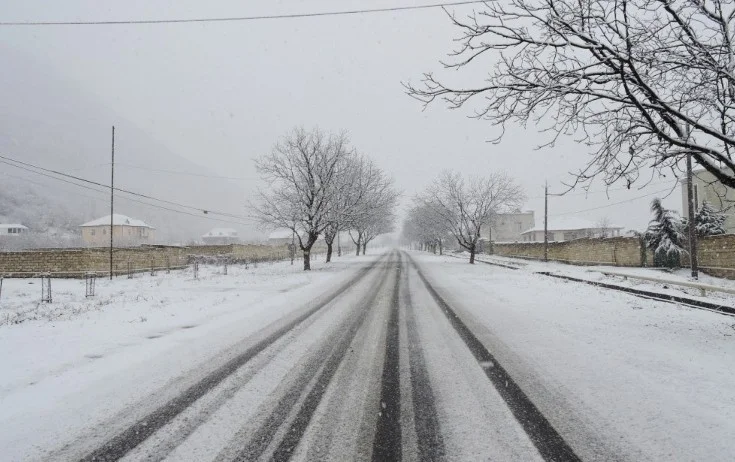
[{"xmin": 0, "ymin": 0, "xmax": 685, "ymax": 235}]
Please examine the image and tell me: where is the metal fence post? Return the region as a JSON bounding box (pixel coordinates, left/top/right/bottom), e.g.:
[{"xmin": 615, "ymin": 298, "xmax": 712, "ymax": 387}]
[
  {"xmin": 85, "ymin": 272, "xmax": 96, "ymax": 298},
  {"xmin": 193, "ymin": 261, "xmax": 199, "ymax": 279},
  {"xmin": 127, "ymin": 260, "xmax": 133, "ymax": 279},
  {"xmin": 41, "ymin": 273, "xmax": 52, "ymax": 303}
]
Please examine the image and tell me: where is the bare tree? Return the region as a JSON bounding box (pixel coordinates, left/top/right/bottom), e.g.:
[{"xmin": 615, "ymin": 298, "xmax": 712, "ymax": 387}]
[
  {"xmin": 596, "ymin": 217, "xmax": 613, "ymax": 238},
  {"xmin": 406, "ymin": 0, "xmax": 735, "ymax": 189},
  {"xmin": 345, "ymin": 159, "xmax": 399, "ymax": 255},
  {"xmin": 417, "ymin": 170, "xmax": 524, "ymax": 263},
  {"xmin": 404, "ymin": 202, "xmax": 452, "ymax": 254},
  {"xmin": 252, "ymin": 127, "xmax": 351, "ymax": 270}
]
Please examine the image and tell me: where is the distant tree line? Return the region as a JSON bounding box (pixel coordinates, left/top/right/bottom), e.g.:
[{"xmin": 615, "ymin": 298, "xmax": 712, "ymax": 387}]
[
  {"xmin": 251, "ymin": 127, "xmax": 399, "ymax": 270},
  {"xmin": 403, "ymin": 170, "xmax": 524, "ymax": 264}
]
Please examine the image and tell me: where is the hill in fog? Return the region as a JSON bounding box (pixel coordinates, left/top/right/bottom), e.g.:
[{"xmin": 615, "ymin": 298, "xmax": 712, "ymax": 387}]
[{"xmin": 0, "ymin": 47, "xmax": 259, "ymax": 246}]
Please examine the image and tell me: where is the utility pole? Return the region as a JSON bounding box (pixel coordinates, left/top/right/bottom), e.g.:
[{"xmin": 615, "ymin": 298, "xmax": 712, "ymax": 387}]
[
  {"xmin": 291, "ymin": 229, "xmax": 295, "ymax": 265},
  {"xmin": 110, "ymin": 126, "xmax": 115, "ymax": 280},
  {"xmin": 544, "ymin": 181, "xmax": 549, "ymax": 262},
  {"xmin": 686, "ymin": 153, "xmax": 699, "ymax": 279}
]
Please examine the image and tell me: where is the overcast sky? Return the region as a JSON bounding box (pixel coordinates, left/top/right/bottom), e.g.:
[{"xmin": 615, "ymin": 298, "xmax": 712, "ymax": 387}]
[{"xmin": 0, "ymin": 0, "xmax": 685, "ymax": 233}]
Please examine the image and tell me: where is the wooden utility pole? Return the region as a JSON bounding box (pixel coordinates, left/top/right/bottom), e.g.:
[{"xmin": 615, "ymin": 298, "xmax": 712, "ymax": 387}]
[
  {"xmin": 686, "ymin": 153, "xmax": 699, "ymax": 279},
  {"xmin": 110, "ymin": 126, "xmax": 115, "ymax": 280},
  {"xmin": 544, "ymin": 181, "xmax": 549, "ymax": 262}
]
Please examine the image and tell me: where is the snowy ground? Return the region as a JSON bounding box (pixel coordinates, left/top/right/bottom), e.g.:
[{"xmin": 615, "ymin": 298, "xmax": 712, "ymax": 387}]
[
  {"xmin": 414, "ymin": 251, "xmax": 735, "ymax": 461},
  {"xmin": 449, "ymin": 250, "xmax": 735, "ymax": 307},
  {"xmin": 2, "ymin": 249, "xmax": 734, "ymax": 461},
  {"xmin": 0, "ymin": 253, "xmax": 381, "ymax": 461}
]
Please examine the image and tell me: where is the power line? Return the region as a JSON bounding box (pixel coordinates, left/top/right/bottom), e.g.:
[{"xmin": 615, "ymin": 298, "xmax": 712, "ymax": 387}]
[
  {"xmin": 115, "ymin": 163, "xmax": 253, "ymax": 181},
  {"xmin": 0, "ymin": 1, "xmax": 485, "ymax": 26},
  {"xmin": 0, "ymin": 154, "xmax": 252, "ymax": 221},
  {"xmin": 0, "ymin": 168, "xmax": 255, "ymax": 227},
  {"xmin": 0, "ymin": 156, "xmax": 255, "ymax": 225},
  {"xmin": 550, "ymin": 187, "xmax": 675, "ymax": 217},
  {"xmin": 527, "ymin": 179, "xmax": 678, "ymax": 199}
]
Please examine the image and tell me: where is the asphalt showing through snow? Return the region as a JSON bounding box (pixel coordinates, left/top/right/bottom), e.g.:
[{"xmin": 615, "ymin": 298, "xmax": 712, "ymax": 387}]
[{"xmin": 74, "ymin": 251, "xmax": 578, "ymax": 461}]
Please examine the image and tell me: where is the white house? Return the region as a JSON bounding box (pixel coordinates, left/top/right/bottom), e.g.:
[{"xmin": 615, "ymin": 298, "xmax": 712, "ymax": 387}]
[
  {"xmin": 0, "ymin": 224, "xmax": 29, "ymax": 236},
  {"xmin": 202, "ymin": 228, "xmax": 239, "ymax": 245},
  {"xmin": 680, "ymin": 168, "xmax": 735, "ymax": 233},
  {"xmin": 521, "ymin": 217, "xmax": 623, "ymax": 242},
  {"xmin": 487, "ymin": 211, "xmax": 535, "ymax": 242},
  {"xmin": 80, "ymin": 214, "xmax": 155, "ymax": 247}
]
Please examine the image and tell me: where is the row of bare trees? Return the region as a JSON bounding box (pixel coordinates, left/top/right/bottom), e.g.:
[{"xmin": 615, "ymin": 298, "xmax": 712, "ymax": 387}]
[
  {"xmin": 403, "ymin": 170, "xmax": 524, "ymax": 264},
  {"xmin": 406, "ymin": 0, "xmax": 735, "ymax": 189},
  {"xmin": 252, "ymin": 127, "xmax": 398, "ymax": 270}
]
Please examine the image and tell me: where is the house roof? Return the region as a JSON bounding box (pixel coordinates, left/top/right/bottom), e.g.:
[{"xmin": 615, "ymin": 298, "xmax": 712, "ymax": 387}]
[
  {"xmin": 80, "ymin": 214, "xmax": 154, "ymax": 229},
  {"xmin": 203, "ymin": 228, "xmax": 238, "ymax": 238},
  {"xmin": 0, "ymin": 224, "xmax": 28, "ymax": 230},
  {"xmin": 268, "ymin": 228, "xmax": 298, "ymax": 239},
  {"xmin": 521, "ymin": 217, "xmax": 623, "ymax": 234}
]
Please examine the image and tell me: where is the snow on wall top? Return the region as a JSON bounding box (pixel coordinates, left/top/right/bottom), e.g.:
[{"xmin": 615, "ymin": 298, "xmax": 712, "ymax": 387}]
[
  {"xmin": 80, "ymin": 214, "xmax": 154, "ymax": 229},
  {"xmin": 521, "ymin": 217, "xmax": 623, "ymax": 234},
  {"xmin": 0, "ymin": 224, "xmax": 28, "ymax": 230}
]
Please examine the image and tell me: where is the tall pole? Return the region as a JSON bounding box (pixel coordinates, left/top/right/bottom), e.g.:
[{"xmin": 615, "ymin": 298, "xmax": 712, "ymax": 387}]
[
  {"xmin": 686, "ymin": 153, "xmax": 699, "ymax": 279},
  {"xmin": 544, "ymin": 181, "xmax": 549, "ymax": 262},
  {"xmin": 110, "ymin": 126, "xmax": 115, "ymax": 280}
]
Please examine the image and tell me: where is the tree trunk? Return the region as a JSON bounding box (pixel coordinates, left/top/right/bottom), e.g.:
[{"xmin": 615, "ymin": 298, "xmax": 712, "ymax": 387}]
[
  {"xmin": 469, "ymin": 244, "xmax": 475, "ymax": 264},
  {"xmin": 362, "ymin": 243, "xmax": 366, "ymax": 255},
  {"xmin": 326, "ymin": 243, "xmax": 333, "ymax": 262},
  {"xmin": 303, "ymin": 250, "xmax": 311, "ymax": 270},
  {"xmin": 439, "ymin": 239, "xmax": 443, "ymax": 255}
]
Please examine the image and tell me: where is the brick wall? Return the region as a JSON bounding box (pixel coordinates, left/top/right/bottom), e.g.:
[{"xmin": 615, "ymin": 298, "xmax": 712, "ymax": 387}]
[{"xmin": 0, "ymin": 244, "xmax": 289, "ymax": 278}]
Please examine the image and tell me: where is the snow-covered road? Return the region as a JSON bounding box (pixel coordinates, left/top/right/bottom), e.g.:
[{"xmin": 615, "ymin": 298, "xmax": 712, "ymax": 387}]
[{"xmin": 2, "ymin": 250, "xmax": 734, "ymax": 461}]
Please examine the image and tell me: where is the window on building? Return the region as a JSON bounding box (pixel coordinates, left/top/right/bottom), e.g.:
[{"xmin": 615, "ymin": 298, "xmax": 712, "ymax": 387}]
[
  {"xmin": 102, "ymin": 228, "xmax": 107, "ymax": 235},
  {"xmin": 90, "ymin": 229, "xmax": 95, "ymax": 236}
]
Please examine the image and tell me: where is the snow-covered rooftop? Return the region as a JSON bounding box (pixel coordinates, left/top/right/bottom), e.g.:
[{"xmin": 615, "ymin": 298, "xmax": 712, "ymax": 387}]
[
  {"xmin": 203, "ymin": 228, "xmax": 238, "ymax": 238},
  {"xmin": 268, "ymin": 228, "xmax": 297, "ymax": 239},
  {"xmin": 80, "ymin": 214, "xmax": 154, "ymax": 229},
  {"xmin": 521, "ymin": 217, "xmax": 623, "ymax": 234},
  {"xmin": 0, "ymin": 224, "xmax": 28, "ymax": 230}
]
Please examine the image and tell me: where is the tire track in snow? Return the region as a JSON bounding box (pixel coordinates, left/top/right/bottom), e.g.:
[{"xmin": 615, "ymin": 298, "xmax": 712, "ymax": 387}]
[
  {"xmin": 228, "ymin": 253, "xmax": 396, "ymax": 461},
  {"xmin": 78, "ymin": 256, "xmax": 386, "ymax": 462},
  {"xmin": 404, "ymin": 252, "xmax": 581, "ymax": 462},
  {"xmin": 371, "ymin": 253, "xmax": 403, "ymax": 461},
  {"xmin": 402, "ymin": 257, "xmax": 445, "ymax": 461}
]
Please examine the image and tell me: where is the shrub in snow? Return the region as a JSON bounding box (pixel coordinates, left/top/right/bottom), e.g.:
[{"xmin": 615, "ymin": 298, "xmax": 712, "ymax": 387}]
[
  {"xmin": 644, "ymin": 198, "xmax": 686, "ymax": 268},
  {"xmin": 682, "ymin": 201, "xmax": 726, "ymax": 237}
]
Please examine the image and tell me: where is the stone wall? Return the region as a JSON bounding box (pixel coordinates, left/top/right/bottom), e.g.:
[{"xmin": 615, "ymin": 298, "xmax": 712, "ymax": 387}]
[
  {"xmin": 493, "ymin": 236, "xmax": 652, "ymax": 267},
  {"xmin": 493, "ymin": 234, "xmax": 735, "ymax": 279},
  {"xmin": 0, "ymin": 244, "xmax": 290, "ymax": 278},
  {"xmin": 691, "ymin": 234, "xmax": 735, "ymax": 279}
]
